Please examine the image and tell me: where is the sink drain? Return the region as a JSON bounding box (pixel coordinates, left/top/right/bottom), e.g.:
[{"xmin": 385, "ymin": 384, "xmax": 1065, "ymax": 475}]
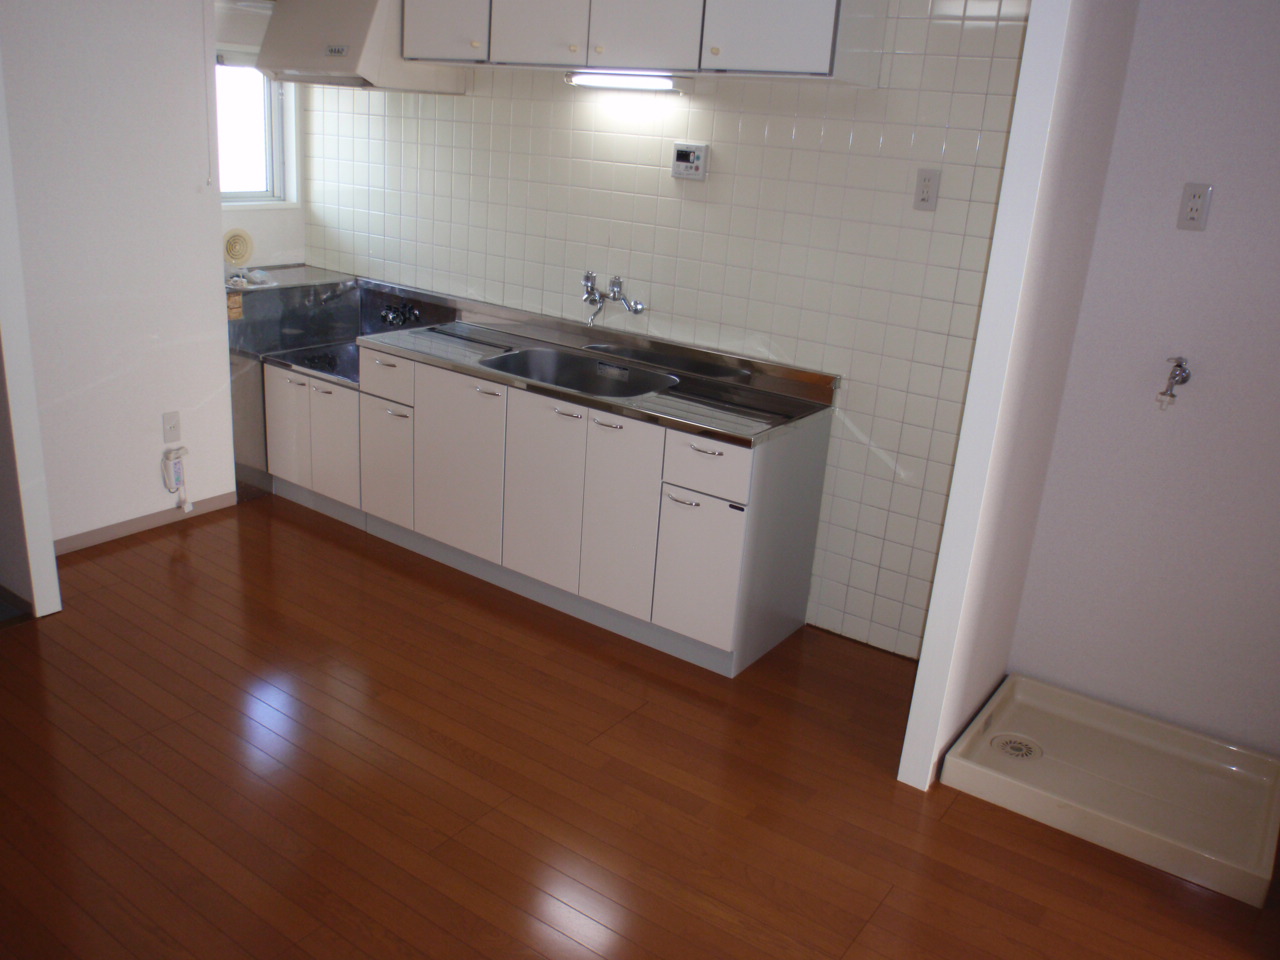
[{"xmin": 990, "ymin": 734, "xmax": 1042, "ymax": 760}]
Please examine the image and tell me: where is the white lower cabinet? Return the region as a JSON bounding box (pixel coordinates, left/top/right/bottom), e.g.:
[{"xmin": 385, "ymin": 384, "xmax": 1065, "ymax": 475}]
[
  {"xmin": 264, "ymin": 367, "xmax": 312, "ymax": 489},
  {"xmin": 579, "ymin": 412, "xmax": 666, "ymax": 620},
  {"xmin": 359, "ymin": 393, "xmax": 413, "ymax": 528},
  {"xmin": 264, "ymin": 367, "xmax": 360, "ymax": 508},
  {"xmin": 413, "ymin": 363, "xmax": 507, "ymax": 564},
  {"xmin": 274, "ymin": 341, "xmax": 831, "ymax": 675},
  {"xmin": 651, "ymin": 483, "xmax": 748, "ymax": 651},
  {"xmin": 502, "ymin": 389, "xmax": 588, "ymax": 593},
  {"xmin": 308, "ymin": 381, "xmax": 360, "ymax": 508}
]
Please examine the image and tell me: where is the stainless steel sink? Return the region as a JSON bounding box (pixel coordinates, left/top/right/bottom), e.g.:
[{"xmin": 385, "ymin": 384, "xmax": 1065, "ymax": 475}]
[
  {"xmin": 586, "ymin": 343, "xmax": 752, "ymax": 382},
  {"xmin": 479, "ymin": 347, "xmax": 678, "ymax": 398}
]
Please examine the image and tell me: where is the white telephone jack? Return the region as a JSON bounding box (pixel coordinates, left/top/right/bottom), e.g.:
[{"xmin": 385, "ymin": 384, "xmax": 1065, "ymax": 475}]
[{"xmin": 162, "ymin": 446, "xmax": 193, "ymax": 513}]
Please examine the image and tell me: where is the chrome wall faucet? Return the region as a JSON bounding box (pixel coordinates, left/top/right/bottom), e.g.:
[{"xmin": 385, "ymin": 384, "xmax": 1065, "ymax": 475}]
[
  {"xmin": 581, "ymin": 271, "xmax": 644, "ymax": 326},
  {"xmin": 607, "ymin": 276, "xmax": 645, "ymax": 315},
  {"xmin": 582, "ymin": 271, "xmax": 605, "ymax": 325}
]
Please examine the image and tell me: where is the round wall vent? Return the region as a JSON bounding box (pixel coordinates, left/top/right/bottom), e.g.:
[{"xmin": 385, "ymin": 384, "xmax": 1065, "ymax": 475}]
[
  {"xmin": 990, "ymin": 734, "xmax": 1042, "ymax": 760},
  {"xmin": 224, "ymin": 228, "xmax": 254, "ymax": 267}
]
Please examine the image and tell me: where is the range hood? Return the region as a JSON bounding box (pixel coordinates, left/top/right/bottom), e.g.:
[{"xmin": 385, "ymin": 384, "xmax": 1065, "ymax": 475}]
[{"xmin": 256, "ymin": 0, "xmax": 465, "ymax": 93}]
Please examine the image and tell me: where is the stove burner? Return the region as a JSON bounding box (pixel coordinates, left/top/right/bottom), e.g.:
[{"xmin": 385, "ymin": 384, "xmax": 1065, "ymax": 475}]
[{"xmin": 300, "ymin": 352, "xmax": 339, "ymax": 373}]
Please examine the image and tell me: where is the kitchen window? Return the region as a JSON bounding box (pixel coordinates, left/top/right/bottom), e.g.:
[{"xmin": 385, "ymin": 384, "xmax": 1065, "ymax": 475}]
[{"xmin": 215, "ymin": 51, "xmax": 293, "ymax": 203}]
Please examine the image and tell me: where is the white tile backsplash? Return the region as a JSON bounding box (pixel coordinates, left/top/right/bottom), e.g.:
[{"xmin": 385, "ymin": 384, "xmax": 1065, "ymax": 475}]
[{"xmin": 299, "ymin": 0, "xmax": 1028, "ymax": 659}]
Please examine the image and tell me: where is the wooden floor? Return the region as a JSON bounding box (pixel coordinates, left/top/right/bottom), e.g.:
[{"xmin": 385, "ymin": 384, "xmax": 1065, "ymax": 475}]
[{"xmin": 1, "ymin": 497, "xmax": 1276, "ymax": 960}]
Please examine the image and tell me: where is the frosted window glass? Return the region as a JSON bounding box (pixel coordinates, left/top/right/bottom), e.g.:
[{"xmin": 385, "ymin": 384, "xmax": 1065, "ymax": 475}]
[{"xmin": 216, "ymin": 64, "xmax": 274, "ymax": 197}]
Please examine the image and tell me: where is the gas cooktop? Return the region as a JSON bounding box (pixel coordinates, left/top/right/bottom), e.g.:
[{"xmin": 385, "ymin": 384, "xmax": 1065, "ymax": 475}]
[{"xmin": 264, "ymin": 341, "xmax": 360, "ymax": 384}]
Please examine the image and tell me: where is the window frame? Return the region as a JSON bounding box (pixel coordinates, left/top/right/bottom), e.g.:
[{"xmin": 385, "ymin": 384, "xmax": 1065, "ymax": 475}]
[{"xmin": 215, "ymin": 48, "xmax": 297, "ymax": 206}]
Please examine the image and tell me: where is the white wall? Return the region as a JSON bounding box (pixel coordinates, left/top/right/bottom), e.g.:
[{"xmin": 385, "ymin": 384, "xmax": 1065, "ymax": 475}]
[
  {"xmin": 1008, "ymin": 0, "xmax": 1280, "ymax": 755},
  {"xmin": 221, "ymin": 203, "xmax": 307, "ymax": 269},
  {"xmin": 0, "ymin": 0, "xmax": 236, "ymax": 543},
  {"xmin": 899, "ymin": 0, "xmax": 1139, "ymax": 787},
  {"xmin": 300, "ymin": 1, "xmax": 1031, "ymax": 658},
  {"xmin": 0, "ymin": 44, "xmax": 61, "ymax": 615}
]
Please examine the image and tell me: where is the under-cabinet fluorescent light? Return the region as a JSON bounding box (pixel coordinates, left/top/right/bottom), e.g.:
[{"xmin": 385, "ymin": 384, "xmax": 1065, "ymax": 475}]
[{"xmin": 564, "ymin": 71, "xmax": 682, "ymax": 92}]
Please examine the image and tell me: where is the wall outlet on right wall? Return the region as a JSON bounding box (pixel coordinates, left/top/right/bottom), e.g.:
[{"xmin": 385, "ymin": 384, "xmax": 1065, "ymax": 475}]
[
  {"xmin": 913, "ymin": 168, "xmax": 941, "ymax": 212},
  {"xmin": 1177, "ymin": 182, "xmax": 1213, "ymax": 230}
]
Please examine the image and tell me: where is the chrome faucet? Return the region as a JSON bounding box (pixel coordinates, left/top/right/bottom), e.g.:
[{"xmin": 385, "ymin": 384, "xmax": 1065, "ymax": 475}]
[
  {"xmin": 582, "ymin": 271, "xmax": 606, "ymax": 325},
  {"xmin": 581, "ymin": 271, "xmax": 644, "ymax": 326},
  {"xmin": 1159, "ymin": 356, "xmax": 1191, "ymax": 399},
  {"xmin": 607, "ymin": 276, "xmax": 645, "ymax": 315}
]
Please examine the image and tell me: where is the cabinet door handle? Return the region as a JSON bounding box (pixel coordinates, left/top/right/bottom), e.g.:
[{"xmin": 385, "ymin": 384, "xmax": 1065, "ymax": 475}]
[
  {"xmin": 554, "ymin": 407, "xmax": 583, "ymax": 419},
  {"xmin": 385, "ymin": 408, "xmax": 410, "ymax": 419},
  {"xmin": 690, "ymin": 443, "xmax": 723, "ymax": 457},
  {"xmin": 374, "ymin": 358, "xmax": 397, "ymax": 368},
  {"xmin": 592, "ymin": 417, "xmax": 623, "ymax": 430},
  {"xmin": 285, "ymin": 377, "xmax": 306, "ymax": 386},
  {"xmin": 666, "ymin": 493, "xmax": 701, "ymax": 507},
  {"xmin": 475, "ymin": 386, "xmax": 503, "ymax": 397},
  {"xmin": 312, "ymin": 386, "xmax": 333, "ymax": 395}
]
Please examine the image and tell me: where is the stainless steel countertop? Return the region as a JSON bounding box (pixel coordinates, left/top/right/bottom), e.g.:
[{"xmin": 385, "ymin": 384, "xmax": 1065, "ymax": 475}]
[{"xmin": 358, "ymin": 316, "xmax": 836, "ymax": 447}]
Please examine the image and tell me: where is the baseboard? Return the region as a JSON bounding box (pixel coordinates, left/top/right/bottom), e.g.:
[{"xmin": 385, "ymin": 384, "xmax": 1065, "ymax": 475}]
[{"xmin": 53, "ymin": 492, "xmax": 239, "ymax": 555}]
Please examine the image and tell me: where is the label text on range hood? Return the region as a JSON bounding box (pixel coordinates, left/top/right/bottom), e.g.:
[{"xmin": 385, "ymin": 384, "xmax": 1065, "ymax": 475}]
[{"xmin": 325, "ymin": 45, "xmax": 349, "ymax": 57}]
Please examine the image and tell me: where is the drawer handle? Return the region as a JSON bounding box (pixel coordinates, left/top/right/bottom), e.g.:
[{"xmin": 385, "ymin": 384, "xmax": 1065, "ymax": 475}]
[
  {"xmin": 690, "ymin": 443, "xmax": 723, "ymax": 457},
  {"xmin": 592, "ymin": 417, "xmax": 623, "ymax": 430},
  {"xmin": 667, "ymin": 493, "xmax": 701, "ymax": 507},
  {"xmin": 312, "ymin": 386, "xmax": 333, "ymax": 395},
  {"xmin": 475, "ymin": 386, "xmax": 503, "ymax": 397},
  {"xmin": 374, "ymin": 358, "xmax": 397, "ymax": 368},
  {"xmin": 554, "ymin": 407, "xmax": 583, "ymax": 419},
  {"xmin": 385, "ymin": 408, "xmax": 410, "ymax": 419}
]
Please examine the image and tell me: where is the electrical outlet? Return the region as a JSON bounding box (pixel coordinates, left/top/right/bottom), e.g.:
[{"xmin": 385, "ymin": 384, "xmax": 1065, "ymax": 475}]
[
  {"xmin": 1177, "ymin": 182, "xmax": 1212, "ymax": 231},
  {"xmin": 162, "ymin": 410, "xmax": 181, "ymax": 443},
  {"xmin": 914, "ymin": 168, "xmax": 941, "ymax": 212}
]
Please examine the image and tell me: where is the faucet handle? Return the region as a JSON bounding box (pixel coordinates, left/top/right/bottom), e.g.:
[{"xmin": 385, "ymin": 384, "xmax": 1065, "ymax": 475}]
[
  {"xmin": 582, "ymin": 271, "xmax": 596, "ymax": 289},
  {"xmin": 608, "ymin": 275, "xmax": 623, "ymax": 296}
]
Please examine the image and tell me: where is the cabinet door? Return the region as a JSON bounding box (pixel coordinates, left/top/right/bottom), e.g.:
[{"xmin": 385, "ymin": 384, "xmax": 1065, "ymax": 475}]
[
  {"xmin": 586, "ymin": 0, "xmax": 702, "ymax": 70},
  {"xmin": 502, "ymin": 390, "xmax": 587, "ymax": 593},
  {"xmin": 264, "ymin": 367, "xmax": 312, "ymax": 488},
  {"xmin": 579, "ymin": 414, "xmax": 665, "ymax": 620},
  {"xmin": 490, "ymin": 0, "xmax": 589, "ymax": 66},
  {"xmin": 413, "ymin": 364, "xmax": 507, "ymax": 564},
  {"xmin": 403, "ymin": 0, "xmax": 491, "ymax": 61},
  {"xmin": 701, "ymin": 0, "xmax": 840, "ymax": 74},
  {"xmin": 309, "ymin": 381, "xmax": 361, "ymax": 509},
  {"xmin": 651, "ymin": 484, "xmax": 748, "ymax": 651},
  {"xmin": 360, "ymin": 393, "xmax": 414, "ymax": 529}
]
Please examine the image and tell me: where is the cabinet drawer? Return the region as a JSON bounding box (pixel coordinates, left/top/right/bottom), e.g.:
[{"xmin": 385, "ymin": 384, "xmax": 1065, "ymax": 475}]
[
  {"xmin": 663, "ymin": 432, "xmax": 752, "ymax": 503},
  {"xmin": 359, "ymin": 348, "xmax": 414, "ymax": 405}
]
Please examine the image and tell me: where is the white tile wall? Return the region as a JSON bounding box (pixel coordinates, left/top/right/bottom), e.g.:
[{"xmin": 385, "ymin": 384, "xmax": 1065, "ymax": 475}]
[{"xmin": 302, "ymin": 0, "xmax": 1028, "ymax": 660}]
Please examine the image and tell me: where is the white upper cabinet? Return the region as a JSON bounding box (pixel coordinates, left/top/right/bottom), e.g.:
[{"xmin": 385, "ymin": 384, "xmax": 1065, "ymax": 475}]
[
  {"xmin": 403, "ymin": 0, "xmax": 491, "ymax": 61},
  {"xmin": 586, "ymin": 0, "xmax": 703, "ymax": 70},
  {"xmin": 490, "ymin": 0, "xmax": 591, "ymax": 66},
  {"xmin": 405, "ymin": 0, "xmax": 853, "ymax": 75},
  {"xmin": 701, "ymin": 0, "xmax": 840, "ymax": 74}
]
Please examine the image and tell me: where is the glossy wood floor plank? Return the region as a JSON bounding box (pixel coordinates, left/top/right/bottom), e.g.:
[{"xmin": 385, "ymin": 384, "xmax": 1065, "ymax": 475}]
[{"xmin": 3, "ymin": 496, "xmax": 1276, "ymax": 960}]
